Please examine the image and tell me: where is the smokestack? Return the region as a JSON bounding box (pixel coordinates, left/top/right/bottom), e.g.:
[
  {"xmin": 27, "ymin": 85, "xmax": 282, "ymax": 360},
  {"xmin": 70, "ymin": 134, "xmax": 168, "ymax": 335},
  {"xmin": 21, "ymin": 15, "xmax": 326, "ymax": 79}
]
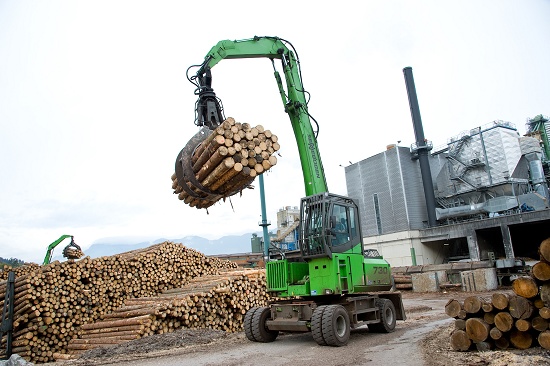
[{"xmin": 403, "ymin": 67, "xmax": 437, "ymax": 227}]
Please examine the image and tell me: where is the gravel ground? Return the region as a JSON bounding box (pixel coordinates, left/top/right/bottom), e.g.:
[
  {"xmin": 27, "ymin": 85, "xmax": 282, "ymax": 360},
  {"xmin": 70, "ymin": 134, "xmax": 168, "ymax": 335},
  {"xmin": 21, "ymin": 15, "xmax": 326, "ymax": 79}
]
[{"xmin": 44, "ymin": 289, "xmax": 550, "ymax": 366}]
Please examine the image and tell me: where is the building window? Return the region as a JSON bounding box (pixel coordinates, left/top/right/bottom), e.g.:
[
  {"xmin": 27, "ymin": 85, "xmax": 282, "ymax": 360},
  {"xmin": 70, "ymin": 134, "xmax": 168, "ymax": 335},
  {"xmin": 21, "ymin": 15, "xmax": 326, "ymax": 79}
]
[{"xmin": 373, "ymin": 194, "xmax": 382, "ymax": 235}]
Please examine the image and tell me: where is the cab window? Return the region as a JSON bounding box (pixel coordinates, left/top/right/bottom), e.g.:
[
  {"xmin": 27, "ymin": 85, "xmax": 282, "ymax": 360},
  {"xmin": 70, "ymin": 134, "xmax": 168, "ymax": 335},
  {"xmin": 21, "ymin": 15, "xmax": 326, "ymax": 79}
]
[{"xmin": 331, "ymin": 204, "xmax": 349, "ymax": 246}]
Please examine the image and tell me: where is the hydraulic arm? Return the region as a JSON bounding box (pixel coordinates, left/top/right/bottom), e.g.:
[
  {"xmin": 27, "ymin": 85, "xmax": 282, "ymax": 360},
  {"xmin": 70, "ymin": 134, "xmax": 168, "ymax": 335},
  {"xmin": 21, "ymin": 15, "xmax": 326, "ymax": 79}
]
[
  {"xmin": 43, "ymin": 235, "xmax": 82, "ymax": 265},
  {"xmin": 187, "ymin": 36, "xmax": 328, "ymax": 196}
]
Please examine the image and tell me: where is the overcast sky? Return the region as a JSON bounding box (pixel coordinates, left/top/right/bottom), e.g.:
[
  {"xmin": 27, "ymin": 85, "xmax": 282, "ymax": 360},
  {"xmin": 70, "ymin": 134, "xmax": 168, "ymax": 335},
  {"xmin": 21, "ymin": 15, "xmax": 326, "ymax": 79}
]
[{"xmin": 1, "ymin": 0, "xmax": 549, "ymax": 263}]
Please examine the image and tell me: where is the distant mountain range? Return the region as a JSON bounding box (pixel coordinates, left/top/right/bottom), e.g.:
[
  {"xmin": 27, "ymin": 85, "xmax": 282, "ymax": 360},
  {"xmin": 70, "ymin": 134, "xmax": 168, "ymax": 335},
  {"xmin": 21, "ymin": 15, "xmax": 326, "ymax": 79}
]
[{"xmin": 53, "ymin": 233, "xmax": 262, "ymax": 260}]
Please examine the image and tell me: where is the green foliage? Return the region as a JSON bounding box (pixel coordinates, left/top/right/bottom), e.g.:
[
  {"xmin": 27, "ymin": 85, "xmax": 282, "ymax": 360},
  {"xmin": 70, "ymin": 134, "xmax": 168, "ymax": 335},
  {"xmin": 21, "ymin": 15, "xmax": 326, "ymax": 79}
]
[{"xmin": 0, "ymin": 257, "xmax": 25, "ymax": 269}]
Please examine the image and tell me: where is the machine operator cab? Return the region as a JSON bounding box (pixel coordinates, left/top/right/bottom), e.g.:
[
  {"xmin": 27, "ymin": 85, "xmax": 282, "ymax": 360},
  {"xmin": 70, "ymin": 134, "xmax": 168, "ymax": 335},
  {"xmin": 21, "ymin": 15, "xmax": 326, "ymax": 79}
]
[{"xmin": 299, "ymin": 192, "xmax": 363, "ymax": 259}]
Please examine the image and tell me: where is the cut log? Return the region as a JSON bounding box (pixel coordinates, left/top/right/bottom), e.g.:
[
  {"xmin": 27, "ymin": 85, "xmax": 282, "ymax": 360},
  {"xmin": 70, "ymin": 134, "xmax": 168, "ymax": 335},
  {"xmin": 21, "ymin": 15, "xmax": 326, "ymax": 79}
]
[
  {"xmin": 81, "ymin": 315, "xmax": 153, "ymax": 330},
  {"xmin": 483, "ymin": 312, "xmax": 495, "ymax": 325},
  {"xmin": 532, "ymin": 261, "xmax": 550, "ymax": 282},
  {"xmin": 534, "ymin": 297, "xmax": 545, "ymax": 309},
  {"xmin": 494, "ymin": 311, "xmax": 514, "ymax": 332},
  {"xmin": 509, "ymin": 329, "xmax": 532, "ymax": 350},
  {"xmin": 538, "ymin": 330, "xmax": 550, "ymax": 350},
  {"xmin": 491, "ymin": 293, "xmax": 509, "ymax": 310},
  {"xmin": 540, "ymin": 283, "xmax": 550, "ymax": 307},
  {"xmin": 539, "ymin": 237, "xmax": 550, "ymax": 262},
  {"xmin": 393, "ymin": 274, "xmax": 412, "ymax": 283},
  {"xmin": 494, "ymin": 337, "xmax": 509, "ymax": 350},
  {"xmin": 489, "ymin": 327, "xmax": 503, "ymax": 340},
  {"xmin": 481, "ymin": 301, "xmax": 493, "ymax": 313},
  {"xmin": 508, "ymin": 295, "xmax": 534, "ymax": 319},
  {"xmin": 512, "ymin": 276, "xmax": 539, "ymax": 299},
  {"xmin": 540, "ymin": 307, "xmax": 550, "ymax": 319},
  {"xmin": 455, "ymin": 319, "xmax": 466, "ymax": 330},
  {"xmin": 465, "ymin": 318, "xmax": 490, "ymax": 343},
  {"xmin": 53, "ymin": 353, "xmax": 75, "ymax": 360},
  {"xmin": 475, "ymin": 341, "xmax": 493, "ymax": 352},
  {"xmin": 531, "ymin": 316, "xmax": 549, "ymax": 332},
  {"xmin": 395, "ymin": 283, "xmax": 413, "ymax": 290},
  {"xmin": 463, "ymin": 296, "xmax": 482, "ymax": 314},
  {"xmin": 445, "ymin": 299, "xmax": 462, "ymax": 318},
  {"xmin": 450, "ymin": 329, "xmax": 471, "ymax": 351},
  {"xmin": 515, "ymin": 319, "xmax": 531, "ymax": 332}
]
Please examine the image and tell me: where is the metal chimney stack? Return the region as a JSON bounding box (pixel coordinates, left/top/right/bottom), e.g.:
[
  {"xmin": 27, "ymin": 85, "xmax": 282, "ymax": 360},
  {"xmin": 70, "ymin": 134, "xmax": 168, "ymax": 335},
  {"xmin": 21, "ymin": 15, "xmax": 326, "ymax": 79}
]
[{"xmin": 403, "ymin": 67, "xmax": 437, "ymax": 227}]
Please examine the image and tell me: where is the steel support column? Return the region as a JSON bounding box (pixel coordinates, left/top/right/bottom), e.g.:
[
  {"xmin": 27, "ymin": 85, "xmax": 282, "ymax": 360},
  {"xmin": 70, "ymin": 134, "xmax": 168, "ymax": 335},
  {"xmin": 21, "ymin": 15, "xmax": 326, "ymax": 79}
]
[
  {"xmin": 466, "ymin": 233, "xmax": 480, "ymax": 261},
  {"xmin": 500, "ymin": 224, "xmax": 515, "ymax": 259}
]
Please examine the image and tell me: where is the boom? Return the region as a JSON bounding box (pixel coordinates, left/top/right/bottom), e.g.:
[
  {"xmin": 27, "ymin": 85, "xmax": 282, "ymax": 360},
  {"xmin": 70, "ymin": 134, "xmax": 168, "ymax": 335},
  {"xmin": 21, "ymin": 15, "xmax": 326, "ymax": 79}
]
[
  {"xmin": 193, "ymin": 36, "xmax": 328, "ymax": 196},
  {"xmin": 43, "ymin": 235, "xmax": 72, "ymax": 265}
]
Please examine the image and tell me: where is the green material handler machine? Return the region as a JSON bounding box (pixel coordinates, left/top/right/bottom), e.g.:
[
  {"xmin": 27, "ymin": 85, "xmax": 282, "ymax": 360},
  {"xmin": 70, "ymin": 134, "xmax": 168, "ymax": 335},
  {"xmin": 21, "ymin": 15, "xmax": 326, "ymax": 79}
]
[
  {"xmin": 179, "ymin": 36, "xmax": 405, "ymax": 346},
  {"xmin": 43, "ymin": 235, "xmax": 82, "ymax": 265}
]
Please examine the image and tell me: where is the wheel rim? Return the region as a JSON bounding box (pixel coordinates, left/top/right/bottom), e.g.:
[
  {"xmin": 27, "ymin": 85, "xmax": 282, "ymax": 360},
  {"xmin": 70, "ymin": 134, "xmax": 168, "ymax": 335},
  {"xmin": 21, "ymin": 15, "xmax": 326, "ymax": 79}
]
[
  {"xmin": 336, "ymin": 314, "xmax": 346, "ymax": 337},
  {"xmin": 385, "ymin": 306, "xmax": 394, "ymax": 325}
]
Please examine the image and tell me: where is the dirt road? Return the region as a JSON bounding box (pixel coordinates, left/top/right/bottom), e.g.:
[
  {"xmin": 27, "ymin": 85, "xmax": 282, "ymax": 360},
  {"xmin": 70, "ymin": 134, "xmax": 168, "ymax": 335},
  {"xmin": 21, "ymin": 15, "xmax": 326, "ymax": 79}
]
[{"xmin": 51, "ymin": 292, "xmax": 550, "ymax": 366}]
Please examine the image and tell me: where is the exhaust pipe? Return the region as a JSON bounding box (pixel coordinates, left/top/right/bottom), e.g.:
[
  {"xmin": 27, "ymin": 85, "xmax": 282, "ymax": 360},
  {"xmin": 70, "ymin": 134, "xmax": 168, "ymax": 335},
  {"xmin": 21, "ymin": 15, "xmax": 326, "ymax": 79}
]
[{"xmin": 403, "ymin": 67, "xmax": 437, "ymax": 227}]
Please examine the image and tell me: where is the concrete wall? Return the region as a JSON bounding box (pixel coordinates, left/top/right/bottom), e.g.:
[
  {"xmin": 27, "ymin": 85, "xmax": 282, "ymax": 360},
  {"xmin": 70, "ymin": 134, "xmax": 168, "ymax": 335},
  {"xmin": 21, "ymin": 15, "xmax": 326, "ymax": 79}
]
[
  {"xmin": 363, "ymin": 230, "xmax": 443, "ymax": 267},
  {"xmin": 460, "ymin": 268, "xmax": 498, "ymax": 291}
]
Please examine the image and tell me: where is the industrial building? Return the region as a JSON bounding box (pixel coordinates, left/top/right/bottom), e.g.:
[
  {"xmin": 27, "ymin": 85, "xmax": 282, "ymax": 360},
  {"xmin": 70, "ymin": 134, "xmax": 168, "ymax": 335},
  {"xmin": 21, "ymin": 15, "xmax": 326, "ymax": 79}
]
[
  {"xmin": 345, "ymin": 115, "xmax": 550, "ymax": 268},
  {"xmin": 249, "ymin": 206, "xmax": 300, "ymax": 255},
  {"xmin": 270, "ymin": 206, "xmax": 300, "ymax": 251}
]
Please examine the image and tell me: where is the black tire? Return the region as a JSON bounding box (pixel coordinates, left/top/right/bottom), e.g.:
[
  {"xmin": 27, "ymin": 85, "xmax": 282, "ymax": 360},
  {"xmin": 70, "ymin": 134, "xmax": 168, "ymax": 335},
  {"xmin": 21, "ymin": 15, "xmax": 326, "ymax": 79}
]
[
  {"xmin": 321, "ymin": 305, "xmax": 350, "ymax": 347},
  {"xmin": 311, "ymin": 305, "xmax": 328, "ymax": 346},
  {"xmin": 368, "ymin": 298, "xmax": 397, "ymax": 333},
  {"xmin": 244, "ymin": 307, "xmax": 259, "ymax": 341},
  {"xmin": 251, "ymin": 306, "xmax": 279, "ymax": 342}
]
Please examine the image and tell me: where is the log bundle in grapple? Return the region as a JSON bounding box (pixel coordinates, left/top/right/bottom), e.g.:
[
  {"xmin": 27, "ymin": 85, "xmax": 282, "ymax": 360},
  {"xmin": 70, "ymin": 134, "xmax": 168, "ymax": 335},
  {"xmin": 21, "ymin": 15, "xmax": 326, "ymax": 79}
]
[
  {"xmin": 172, "ymin": 117, "xmax": 279, "ymax": 209},
  {"xmin": 0, "ymin": 242, "xmax": 239, "ymax": 363},
  {"xmin": 446, "ymin": 237, "xmax": 550, "ymax": 352}
]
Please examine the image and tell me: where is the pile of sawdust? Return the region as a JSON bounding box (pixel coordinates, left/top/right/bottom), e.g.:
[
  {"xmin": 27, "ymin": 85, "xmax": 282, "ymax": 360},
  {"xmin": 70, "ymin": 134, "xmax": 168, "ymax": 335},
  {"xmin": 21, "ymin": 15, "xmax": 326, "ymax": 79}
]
[{"xmin": 78, "ymin": 328, "xmax": 229, "ymax": 359}]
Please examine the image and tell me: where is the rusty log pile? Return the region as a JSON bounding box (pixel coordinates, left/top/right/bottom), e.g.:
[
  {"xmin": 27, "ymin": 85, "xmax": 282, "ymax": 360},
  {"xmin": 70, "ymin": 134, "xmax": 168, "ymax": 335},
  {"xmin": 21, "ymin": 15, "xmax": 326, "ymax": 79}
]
[
  {"xmin": 172, "ymin": 117, "xmax": 280, "ymax": 209},
  {"xmin": 64, "ymin": 269, "xmax": 268, "ymax": 358},
  {"xmin": 0, "ymin": 242, "xmax": 238, "ymax": 363},
  {"xmin": 446, "ymin": 237, "xmax": 550, "ymax": 352}
]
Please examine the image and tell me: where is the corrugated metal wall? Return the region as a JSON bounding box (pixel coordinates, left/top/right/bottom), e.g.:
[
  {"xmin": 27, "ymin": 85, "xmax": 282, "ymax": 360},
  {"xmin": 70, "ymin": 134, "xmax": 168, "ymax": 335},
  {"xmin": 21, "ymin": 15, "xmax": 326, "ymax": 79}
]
[{"xmin": 346, "ymin": 146, "xmax": 429, "ymax": 236}]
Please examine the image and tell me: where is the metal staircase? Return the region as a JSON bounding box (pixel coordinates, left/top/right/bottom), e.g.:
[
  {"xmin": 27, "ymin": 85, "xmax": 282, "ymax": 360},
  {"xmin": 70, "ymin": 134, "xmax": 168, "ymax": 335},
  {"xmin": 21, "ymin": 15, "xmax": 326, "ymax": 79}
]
[{"xmin": 271, "ymin": 220, "xmax": 300, "ymax": 243}]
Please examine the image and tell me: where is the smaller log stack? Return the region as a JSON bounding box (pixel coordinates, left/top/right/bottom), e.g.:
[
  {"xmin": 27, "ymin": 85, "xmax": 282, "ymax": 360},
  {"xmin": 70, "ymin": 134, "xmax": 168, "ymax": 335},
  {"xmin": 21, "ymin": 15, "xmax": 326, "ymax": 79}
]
[
  {"xmin": 446, "ymin": 237, "xmax": 550, "ymax": 352},
  {"xmin": 393, "ymin": 274, "xmax": 413, "ymax": 291},
  {"xmin": 64, "ymin": 269, "xmax": 268, "ymax": 358},
  {"xmin": 172, "ymin": 117, "xmax": 280, "ymax": 209},
  {"xmin": 0, "ymin": 263, "xmax": 40, "ymax": 281}
]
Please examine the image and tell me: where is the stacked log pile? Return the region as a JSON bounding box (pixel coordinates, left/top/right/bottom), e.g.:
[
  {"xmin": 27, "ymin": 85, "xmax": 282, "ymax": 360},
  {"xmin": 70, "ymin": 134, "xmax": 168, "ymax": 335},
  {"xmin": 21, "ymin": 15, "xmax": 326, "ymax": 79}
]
[
  {"xmin": 172, "ymin": 117, "xmax": 280, "ymax": 209},
  {"xmin": 446, "ymin": 237, "xmax": 550, "ymax": 352},
  {"xmin": 0, "ymin": 242, "xmax": 237, "ymax": 363},
  {"xmin": 65, "ymin": 269, "xmax": 268, "ymax": 357},
  {"xmin": 393, "ymin": 274, "xmax": 413, "ymax": 291},
  {"xmin": 0, "ymin": 263, "xmax": 40, "ymax": 281}
]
